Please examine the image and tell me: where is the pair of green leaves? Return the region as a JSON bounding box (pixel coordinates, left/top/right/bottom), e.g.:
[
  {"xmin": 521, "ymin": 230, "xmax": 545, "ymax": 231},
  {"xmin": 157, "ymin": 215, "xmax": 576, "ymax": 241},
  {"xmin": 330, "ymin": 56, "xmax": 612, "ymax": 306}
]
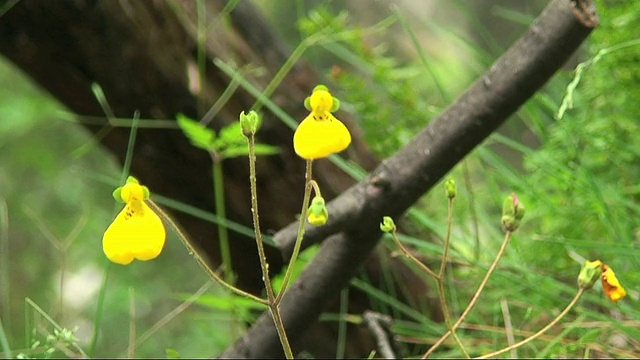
[{"xmin": 176, "ymin": 113, "xmax": 279, "ymax": 159}]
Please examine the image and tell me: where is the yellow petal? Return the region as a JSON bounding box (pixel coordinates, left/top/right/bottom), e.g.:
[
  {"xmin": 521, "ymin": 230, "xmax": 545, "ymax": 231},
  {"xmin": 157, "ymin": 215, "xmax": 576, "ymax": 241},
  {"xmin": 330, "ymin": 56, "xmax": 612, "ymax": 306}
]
[
  {"xmin": 293, "ymin": 113, "xmax": 352, "ymax": 160},
  {"xmin": 309, "ymin": 89, "xmax": 333, "ymax": 114},
  {"xmin": 102, "ymin": 200, "xmax": 166, "ymax": 265},
  {"xmin": 601, "ymin": 265, "xmax": 626, "ymax": 302},
  {"xmin": 120, "ymin": 181, "xmax": 146, "ymax": 203}
]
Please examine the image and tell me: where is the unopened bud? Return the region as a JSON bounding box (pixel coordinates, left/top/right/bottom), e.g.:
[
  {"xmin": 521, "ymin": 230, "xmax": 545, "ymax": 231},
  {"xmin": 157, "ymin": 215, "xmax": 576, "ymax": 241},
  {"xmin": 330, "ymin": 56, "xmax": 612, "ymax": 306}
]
[
  {"xmin": 307, "ymin": 196, "xmax": 328, "ymax": 226},
  {"xmin": 239, "ymin": 110, "xmax": 260, "ymax": 137},
  {"xmin": 501, "ymin": 193, "xmax": 525, "ymax": 232},
  {"xmin": 444, "ymin": 178, "xmax": 456, "ymax": 199},
  {"xmin": 380, "ymin": 216, "xmax": 396, "ymax": 233},
  {"xmin": 577, "ymin": 260, "xmax": 603, "ymax": 290}
]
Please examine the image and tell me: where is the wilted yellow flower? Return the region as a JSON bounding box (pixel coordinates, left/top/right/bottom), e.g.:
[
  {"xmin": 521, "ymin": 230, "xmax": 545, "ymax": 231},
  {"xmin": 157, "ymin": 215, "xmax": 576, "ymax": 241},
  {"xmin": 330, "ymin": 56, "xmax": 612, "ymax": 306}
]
[
  {"xmin": 102, "ymin": 177, "xmax": 166, "ymax": 265},
  {"xmin": 601, "ymin": 264, "xmax": 626, "ymax": 302},
  {"xmin": 293, "ymin": 86, "xmax": 351, "ymax": 160}
]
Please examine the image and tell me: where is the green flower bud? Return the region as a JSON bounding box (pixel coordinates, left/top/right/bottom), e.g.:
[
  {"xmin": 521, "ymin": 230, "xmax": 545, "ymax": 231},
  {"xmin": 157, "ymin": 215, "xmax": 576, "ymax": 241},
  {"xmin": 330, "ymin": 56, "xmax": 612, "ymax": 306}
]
[
  {"xmin": 380, "ymin": 216, "xmax": 396, "ymax": 233},
  {"xmin": 307, "ymin": 196, "xmax": 328, "ymax": 226},
  {"xmin": 578, "ymin": 260, "xmax": 603, "ymax": 290},
  {"xmin": 239, "ymin": 110, "xmax": 260, "ymax": 137},
  {"xmin": 444, "ymin": 178, "xmax": 456, "ymax": 199},
  {"xmin": 501, "ymin": 193, "xmax": 525, "ymax": 232}
]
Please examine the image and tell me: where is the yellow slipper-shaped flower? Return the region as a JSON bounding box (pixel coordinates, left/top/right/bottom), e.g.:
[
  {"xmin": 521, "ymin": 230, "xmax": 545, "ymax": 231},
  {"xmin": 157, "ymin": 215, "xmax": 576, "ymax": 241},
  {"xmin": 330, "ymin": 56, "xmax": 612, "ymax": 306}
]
[
  {"xmin": 103, "ymin": 176, "xmax": 166, "ymax": 265},
  {"xmin": 293, "ymin": 85, "xmax": 351, "ymax": 160},
  {"xmin": 601, "ymin": 264, "xmax": 626, "ymax": 302}
]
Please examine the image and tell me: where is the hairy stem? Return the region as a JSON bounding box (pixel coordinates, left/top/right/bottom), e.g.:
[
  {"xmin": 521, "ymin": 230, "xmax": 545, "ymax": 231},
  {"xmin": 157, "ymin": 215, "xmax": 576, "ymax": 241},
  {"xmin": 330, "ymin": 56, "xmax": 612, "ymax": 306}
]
[
  {"xmin": 148, "ymin": 200, "xmax": 267, "ymax": 305},
  {"xmin": 275, "ymin": 160, "xmax": 314, "ymax": 304},
  {"xmin": 436, "ymin": 197, "xmax": 468, "ymax": 357},
  {"xmin": 246, "ymin": 133, "xmax": 293, "ymax": 358}
]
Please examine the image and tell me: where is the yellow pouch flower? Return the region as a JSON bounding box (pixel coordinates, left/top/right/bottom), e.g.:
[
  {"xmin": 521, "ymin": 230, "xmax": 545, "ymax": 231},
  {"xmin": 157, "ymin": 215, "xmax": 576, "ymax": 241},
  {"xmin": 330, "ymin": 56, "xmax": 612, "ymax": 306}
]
[
  {"xmin": 103, "ymin": 177, "xmax": 166, "ymax": 265},
  {"xmin": 601, "ymin": 264, "xmax": 626, "ymax": 302},
  {"xmin": 293, "ymin": 86, "xmax": 351, "ymax": 160}
]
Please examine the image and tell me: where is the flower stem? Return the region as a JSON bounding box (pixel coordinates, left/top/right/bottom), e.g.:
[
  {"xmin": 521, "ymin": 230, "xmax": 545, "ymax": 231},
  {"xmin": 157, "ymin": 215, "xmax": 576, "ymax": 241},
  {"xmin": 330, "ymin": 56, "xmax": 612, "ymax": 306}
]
[
  {"xmin": 436, "ymin": 197, "xmax": 469, "ymax": 358},
  {"xmin": 212, "ymin": 155, "xmax": 234, "ymax": 284},
  {"xmin": 390, "ymin": 231, "xmax": 438, "ymax": 280},
  {"xmin": 246, "ymin": 133, "xmax": 293, "ymax": 358},
  {"xmin": 474, "ymin": 289, "xmax": 585, "ymax": 359},
  {"xmin": 147, "ymin": 200, "xmax": 267, "ymax": 305},
  {"xmin": 423, "ymin": 230, "xmax": 513, "ymax": 358},
  {"xmin": 275, "ymin": 159, "xmax": 313, "ymax": 304}
]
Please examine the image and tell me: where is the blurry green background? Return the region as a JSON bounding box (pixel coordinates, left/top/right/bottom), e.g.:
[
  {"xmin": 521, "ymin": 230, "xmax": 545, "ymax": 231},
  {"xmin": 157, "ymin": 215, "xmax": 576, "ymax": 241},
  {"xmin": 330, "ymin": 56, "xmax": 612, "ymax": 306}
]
[{"xmin": 1, "ymin": 0, "xmax": 638, "ymax": 358}]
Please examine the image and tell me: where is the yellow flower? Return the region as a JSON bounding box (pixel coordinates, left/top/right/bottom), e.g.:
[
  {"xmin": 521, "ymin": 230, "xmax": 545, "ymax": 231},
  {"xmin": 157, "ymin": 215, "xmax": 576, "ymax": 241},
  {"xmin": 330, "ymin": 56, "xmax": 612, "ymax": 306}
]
[
  {"xmin": 601, "ymin": 264, "xmax": 626, "ymax": 302},
  {"xmin": 102, "ymin": 177, "xmax": 166, "ymax": 265},
  {"xmin": 293, "ymin": 86, "xmax": 351, "ymax": 160}
]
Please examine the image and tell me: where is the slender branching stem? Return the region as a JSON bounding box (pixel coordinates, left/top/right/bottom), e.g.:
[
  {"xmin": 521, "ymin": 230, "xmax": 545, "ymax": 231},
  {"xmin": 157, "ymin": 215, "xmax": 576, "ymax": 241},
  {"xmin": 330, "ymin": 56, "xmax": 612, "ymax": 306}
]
[
  {"xmin": 275, "ymin": 159, "xmax": 313, "ymax": 304},
  {"xmin": 246, "ymin": 133, "xmax": 293, "ymax": 359},
  {"xmin": 475, "ymin": 289, "xmax": 585, "ymax": 359},
  {"xmin": 147, "ymin": 200, "xmax": 267, "ymax": 305},
  {"xmin": 436, "ymin": 197, "xmax": 469, "ymax": 358},
  {"xmin": 423, "ymin": 230, "xmax": 514, "ymax": 358},
  {"xmin": 391, "ymin": 231, "xmax": 438, "ymax": 279}
]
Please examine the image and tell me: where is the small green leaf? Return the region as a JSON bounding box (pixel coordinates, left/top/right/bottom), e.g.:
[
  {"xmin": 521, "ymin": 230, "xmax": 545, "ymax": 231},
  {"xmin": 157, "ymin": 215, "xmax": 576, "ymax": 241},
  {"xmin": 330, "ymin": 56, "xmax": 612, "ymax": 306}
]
[
  {"xmin": 253, "ymin": 144, "xmax": 280, "ymax": 156},
  {"xmin": 176, "ymin": 113, "xmax": 216, "ymax": 150},
  {"xmin": 219, "ymin": 122, "xmax": 246, "ymax": 146},
  {"xmin": 220, "ymin": 146, "xmax": 250, "ymax": 159}
]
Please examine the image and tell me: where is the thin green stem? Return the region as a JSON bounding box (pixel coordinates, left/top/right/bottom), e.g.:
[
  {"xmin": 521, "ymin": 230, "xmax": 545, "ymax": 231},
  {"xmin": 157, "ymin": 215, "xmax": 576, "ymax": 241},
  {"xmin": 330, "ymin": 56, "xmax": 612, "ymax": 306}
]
[
  {"xmin": 147, "ymin": 200, "xmax": 267, "ymax": 305},
  {"xmin": 435, "ymin": 197, "xmax": 469, "ymax": 358},
  {"xmin": 423, "ymin": 231, "xmax": 513, "ymax": 358},
  {"xmin": 89, "ymin": 259, "xmax": 110, "ymax": 356},
  {"xmin": 462, "ymin": 161, "xmax": 480, "ymax": 262},
  {"xmin": 475, "ymin": 289, "xmax": 585, "ymax": 359},
  {"xmin": 212, "ymin": 156, "xmax": 233, "ymax": 284},
  {"xmin": 195, "ymin": 0, "xmax": 206, "ymax": 117},
  {"xmin": 439, "ymin": 198, "xmax": 454, "ymax": 278},
  {"xmin": 275, "ymin": 159, "xmax": 313, "ymax": 304},
  {"xmin": 127, "ymin": 287, "xmax": 136, "ymax": 359},
  {"xmin": 246, "ymin": 134, "xmax": 293, "ymax": 358}
]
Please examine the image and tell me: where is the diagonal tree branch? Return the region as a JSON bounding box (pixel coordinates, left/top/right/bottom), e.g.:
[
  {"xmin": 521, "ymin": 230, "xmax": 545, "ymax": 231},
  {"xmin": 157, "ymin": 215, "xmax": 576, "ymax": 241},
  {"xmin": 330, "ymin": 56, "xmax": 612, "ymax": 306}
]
[{"xmin": 220, "ymin": 0, "xmax": 598, "ymax": 357}]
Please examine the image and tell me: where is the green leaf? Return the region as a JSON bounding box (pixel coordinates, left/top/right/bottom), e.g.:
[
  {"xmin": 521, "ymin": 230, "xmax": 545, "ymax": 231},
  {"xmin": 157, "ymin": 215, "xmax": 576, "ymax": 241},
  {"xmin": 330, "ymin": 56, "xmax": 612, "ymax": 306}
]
[
  {"xmin": 253, "ymin": 144, "xmax": 280, "ymax": 156},
  {"xmin": 221, "ymin": 144, "xmax": 279, "ymax": 159},
  {"xmin": 219, "ymin": 122, "xmax": 249, "ymax": 146},
  {"xmin": 176, "ymin": 113, "xmax": 215, "ymax": 150}
]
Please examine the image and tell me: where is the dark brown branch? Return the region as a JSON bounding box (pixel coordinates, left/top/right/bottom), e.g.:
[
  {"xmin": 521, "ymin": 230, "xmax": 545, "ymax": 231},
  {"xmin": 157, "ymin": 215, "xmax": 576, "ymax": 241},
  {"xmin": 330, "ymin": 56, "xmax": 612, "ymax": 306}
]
[{"xmin": 220, "ymin": 0, "xmax": 598, "ymax": 357}]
